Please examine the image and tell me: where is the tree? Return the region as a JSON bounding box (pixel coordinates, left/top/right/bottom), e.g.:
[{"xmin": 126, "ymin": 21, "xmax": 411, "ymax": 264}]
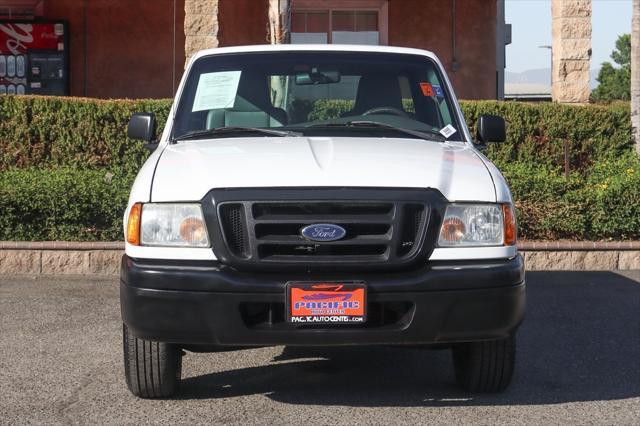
[
  {"xmin": 591, "ymin": 34, "xmax": 631, "ymax": 101},
  {"xmin": 633, "ymin": 0, "xmax": 640, "ymax": 157}
]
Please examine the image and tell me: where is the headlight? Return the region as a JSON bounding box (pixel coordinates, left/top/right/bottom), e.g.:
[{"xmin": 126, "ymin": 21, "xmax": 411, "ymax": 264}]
[
  {"xmin": 139, "ymin": 203, "xmax": 210, "ymax": 247},
  {"xmin": 438, "ymin": 204, "xmax": 513, "ymax": 247}
]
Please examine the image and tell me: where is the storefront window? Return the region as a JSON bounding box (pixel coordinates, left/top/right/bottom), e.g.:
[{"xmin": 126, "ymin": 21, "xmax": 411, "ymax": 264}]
[
  {"xmin": 291, "ymin": 0, "xmax": 388, "ymax": 45},
  {"xmin": 291, "ymin": 11, "xmax": 330, "ymax": 44}
]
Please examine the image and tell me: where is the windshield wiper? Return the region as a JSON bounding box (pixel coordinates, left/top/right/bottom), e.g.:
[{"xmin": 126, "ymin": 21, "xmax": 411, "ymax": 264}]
[
  {"xmin": 173, "ymin": 126, "xmax": 301, "ymax": 142},
  {"xmin": 308, "ymin": 121, "xmax": 445, "ymax": 142}
]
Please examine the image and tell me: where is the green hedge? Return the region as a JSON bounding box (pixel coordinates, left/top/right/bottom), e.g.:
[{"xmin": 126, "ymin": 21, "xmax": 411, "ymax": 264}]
[
  {"xmin": 305, "ymin": 99, "xmax": 412, "ymax": 121},
  {"xmin": 0, "ymin": 167, "xmax": 135, "ymax": 241},
  {"xmin": 0, "ymin": 168, "xmax": 134, "ymax": 241},
  {"xmin": 501, "ymin": 155, "xmax": 640, "ymax": 240},
  {"xmin": 0, "ymin": 96, "xmax": 171, "ymax": 172},
  {"xmin": 2, "ymin": 158, "xmax": 637, "ymax": 241},
  {"xmin": 0, "ymin": 96, "xmax": 632, "ymax": 173},
  {"xmin": 0, "ymin": 96, "xmax": 638, "ymax": 241},
  {"xmin": 461, "ymin": 101, "xmax": 632, "ymax": 172},
  {"xmin": 304, "ymin": 99, "xmax": 632, "ymax": 171}
]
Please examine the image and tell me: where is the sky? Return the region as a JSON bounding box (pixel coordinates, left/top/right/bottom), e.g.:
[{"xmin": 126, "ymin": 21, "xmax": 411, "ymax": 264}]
[{"xmin": 506, "ymin": 0, "xmax": 632, "ymax": 73}]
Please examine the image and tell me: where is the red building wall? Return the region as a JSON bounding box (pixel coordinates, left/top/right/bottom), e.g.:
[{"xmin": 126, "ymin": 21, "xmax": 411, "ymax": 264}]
[
  {"xmin": 34, "ymin": 0, "xmax": 496, "ymax": 100},
  {"xmin": 218, "ymin": 0, "xmax": 268, "ymax": 47},
  {"xmin": 215, "ymin": 0, "xmax": 498, "ymax": 100},
  {"xmin": 43, "ymin": 0, "xmax": 185, "ymax": 99},
  {"xmin": 388, "ymin": 0, "xmax": 497, "ymax": 99}
]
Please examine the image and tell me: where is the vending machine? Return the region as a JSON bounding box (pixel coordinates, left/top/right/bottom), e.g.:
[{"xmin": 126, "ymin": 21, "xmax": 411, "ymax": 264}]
[{"xmin": 0, "ymin": 21, "xmax": 69, "ymax": 96}]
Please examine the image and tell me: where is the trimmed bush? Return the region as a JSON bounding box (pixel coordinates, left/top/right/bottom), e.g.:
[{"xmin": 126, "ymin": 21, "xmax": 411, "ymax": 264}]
[
  {"xmin": 304, "ymin": 99, "xmax": 632, "ymax": 171},
  {"xmin": 307, "ymin": 99, "xmax": 353, "ymax": 121},
  {"xmin": 0, "ymin": 96, "xmax": 171, "ymax": 172},
  {"xmin": 580, "ymin": 156, "xmax": 640, "ymax": 239},
  {"xmin": 0, "ymin": 96, "xmax": 638, "ymax": 241},
  {"xmin": 2, "ymin": 158, "xmax": 638, "ymax": 242},
  {"xmin": 0, "ymin": 96, "xmax": 632, "ymax": 172},
  {"xmin": 500, "ymin": 155, "xmax": 640, "ymax": 240},
  {"xmin": 305, "ymin": 99, "xmax": 414, "ymax": 121},
  {"xmin": 0, "ymin": 168, "xmax": 134, "ymax": 241},
  {"xmin": 461, "ymin": 101, "xmax": 632, "ymax": 171}
]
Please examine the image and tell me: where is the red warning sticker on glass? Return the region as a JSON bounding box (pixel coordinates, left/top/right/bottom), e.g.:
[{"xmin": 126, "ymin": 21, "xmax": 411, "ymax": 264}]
[{"xmin": 420, "ymin": 82, "xmax": 435, "ymax": 97}]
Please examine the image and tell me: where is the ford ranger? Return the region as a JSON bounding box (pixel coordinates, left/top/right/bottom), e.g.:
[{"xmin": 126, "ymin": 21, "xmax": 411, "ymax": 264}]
[{"xmin": 120, "ymin": 44, "xmax": 525, "ymax": 398}]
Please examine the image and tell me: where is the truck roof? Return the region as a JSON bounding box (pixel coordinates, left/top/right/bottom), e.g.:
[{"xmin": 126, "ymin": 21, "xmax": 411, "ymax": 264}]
[{"xmin": 191, "ymin": 44, "xmax": 439, "ymax": 63}]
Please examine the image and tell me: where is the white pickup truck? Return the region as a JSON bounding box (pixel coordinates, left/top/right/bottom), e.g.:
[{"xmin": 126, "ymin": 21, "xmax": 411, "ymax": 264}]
[{"xmin": 121, "ymin": 44, "xmax": 525, "ymax": 398}]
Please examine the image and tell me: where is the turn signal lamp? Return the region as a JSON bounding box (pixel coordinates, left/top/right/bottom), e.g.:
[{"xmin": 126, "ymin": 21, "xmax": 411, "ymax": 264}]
[
  {"xmin": 179, "ymin": 217, "xmax": 208, "ymax": 246},
  {"xmin": 503, "ymin": 204, "xmax": 517, "ymax": 246},
  {"xmin": 440, "ymin": 216, "xmax": 466, "ymax": 243},
  {"xmin": 126, "ymin": 203, "xmax": 142, "ymax": 245}
]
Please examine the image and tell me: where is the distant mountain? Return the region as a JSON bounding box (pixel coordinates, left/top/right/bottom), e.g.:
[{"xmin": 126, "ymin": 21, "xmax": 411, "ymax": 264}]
[
  {"xmin": 506, "ymin": 68, "xmax": 600, "ymax": 89},
  {"xmin": 506, "ymin": 68, "xmax": 551, "ymax": 86}
]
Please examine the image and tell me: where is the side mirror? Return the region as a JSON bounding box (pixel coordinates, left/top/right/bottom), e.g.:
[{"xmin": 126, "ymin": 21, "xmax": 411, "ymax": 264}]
[
  {"xmin": 476, "ymin": 114, "xmax": 506, "ymax": 144},
  {"xmin": 127, "ymin": 113, "xmax": 157, "ymax": 142}
]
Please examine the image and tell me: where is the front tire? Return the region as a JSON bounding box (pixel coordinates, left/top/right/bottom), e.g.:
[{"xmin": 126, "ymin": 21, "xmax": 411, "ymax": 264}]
[
  {"xmin": 123, "ymin": 324, "xmax": 182, "ymax": 398},
  {"xmin": 451, "ymin": 335, "xmax": 516, "ymax": 393}
]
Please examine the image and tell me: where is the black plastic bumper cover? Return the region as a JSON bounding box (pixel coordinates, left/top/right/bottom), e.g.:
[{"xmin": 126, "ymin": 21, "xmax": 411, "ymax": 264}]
[{"xmin": 120, "ymin": 255, "xmax": 525, "ymax": 346}]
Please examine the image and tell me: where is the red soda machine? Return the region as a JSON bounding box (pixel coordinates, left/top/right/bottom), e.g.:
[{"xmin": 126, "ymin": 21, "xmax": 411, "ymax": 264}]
[{"xmin": 0, "ymin": 21, "xmax": 69, "ymax": 95}]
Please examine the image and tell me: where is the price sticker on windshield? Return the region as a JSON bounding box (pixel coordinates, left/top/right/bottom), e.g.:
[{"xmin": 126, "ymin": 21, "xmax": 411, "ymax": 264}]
[
  {"xmin": 420, "ymin": 82, "xmax": 435, "ymax": 97},
  {"xmin": 439, "ymin": 124, "xmax": 457, "ymax": 138},
  {"xmin": 192, "ymin": 71, "xmax": 242, "ymax": 112},
  {"xmin": 432, "ymin": 84, "xmax": 445, "ymax": 98}
]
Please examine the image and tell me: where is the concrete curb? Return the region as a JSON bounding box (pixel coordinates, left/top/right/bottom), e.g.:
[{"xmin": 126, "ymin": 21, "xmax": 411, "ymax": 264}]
[
  {"xmin": 0, "ymin": 241, "xmax": 638, "ymax": 275},
  {"xmin": 0, "ymin": 249, "xmax": 122, "ymax": 276}
]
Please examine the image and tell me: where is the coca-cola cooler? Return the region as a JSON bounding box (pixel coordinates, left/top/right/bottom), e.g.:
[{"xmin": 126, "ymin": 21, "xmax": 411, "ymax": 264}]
[{"xmin": 0, "ymin": 21, "xmax": 69, "ymax": 96}]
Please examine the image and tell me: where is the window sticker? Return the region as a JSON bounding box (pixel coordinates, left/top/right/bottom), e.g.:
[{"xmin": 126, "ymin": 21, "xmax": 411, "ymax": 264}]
[
  {"xmin": 432, "ymin": 84, "xmax": 445, "ymax": 98},
  {"xmin": 439, "ymin": 124, "xmax": 457, "ymax": 138},
  {"xmin": 192, "ymin": 71, "xmax": 242, "ymax": 112},
  {"xmin": 420, "ymin": 82, "xmax": 435, "ymax": 97}
]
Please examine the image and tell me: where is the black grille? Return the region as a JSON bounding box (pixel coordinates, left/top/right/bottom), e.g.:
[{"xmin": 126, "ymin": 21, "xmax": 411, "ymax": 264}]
[
  {"xmin": 251, "ymin": 200, "xmax": 395, "ymax": 262},
  {"xmin": 252, "ymin": 202, "xmax": 393, "ymax": 218},
  {"xmin": 219, "ymin": 201, "xmax": 425, "ymax": 264},
  {"xmin": 219, "ymin": 204, "xmax": 249, "ymax": 258},
  {"xmin": 397, "ymin": 204, "xmax": 426, "ymax": 256},
  {"xmin": 206, "ymin": 188, "xmax": 444, "ymax": 271}
]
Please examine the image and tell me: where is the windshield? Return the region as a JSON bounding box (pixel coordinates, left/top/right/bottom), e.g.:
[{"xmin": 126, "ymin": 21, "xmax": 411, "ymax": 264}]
[{"xmin": 172, "ymin": 51, "xmax": 463, "ymax": 141}]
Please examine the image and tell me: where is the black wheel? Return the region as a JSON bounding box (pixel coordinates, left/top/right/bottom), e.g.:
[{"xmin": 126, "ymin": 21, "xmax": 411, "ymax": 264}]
[
  {"xmin": 123, "ymin": 324, "xmax": 182, "ymax": 398},
  {"xmin": 451, "ymin": 335, "xmax": 516, "ymax": 393}
]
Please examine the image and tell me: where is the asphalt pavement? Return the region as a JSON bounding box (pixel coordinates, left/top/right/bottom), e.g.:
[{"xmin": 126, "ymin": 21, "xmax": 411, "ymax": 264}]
[{"xmin": 0, "ymin": 271, "xmax": 639, "ymax": 425}]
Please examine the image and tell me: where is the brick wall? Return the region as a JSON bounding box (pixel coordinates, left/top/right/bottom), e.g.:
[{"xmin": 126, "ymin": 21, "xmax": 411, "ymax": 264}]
[
  {"xmin": 43, "ymin": 0, "xmax": 185, "ymax": 99},
  {"xmin": 1, "ymin": 242, "xmax": 639, "ymax": 275},
  {"xmin": 388, "ymin": 0, "xmax": 498, "ymax": 100}
]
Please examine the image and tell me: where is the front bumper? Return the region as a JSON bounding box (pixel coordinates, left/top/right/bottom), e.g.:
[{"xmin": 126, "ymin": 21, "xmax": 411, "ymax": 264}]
[{"xmin": 120, "ymin": 255, "xmax": 525, "ymax": 347}]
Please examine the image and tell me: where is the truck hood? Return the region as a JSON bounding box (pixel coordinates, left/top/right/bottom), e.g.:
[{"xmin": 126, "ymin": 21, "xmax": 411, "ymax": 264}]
[{"xmin": 150, "ymin": 137, "xmax": 495, "ymax": 202}]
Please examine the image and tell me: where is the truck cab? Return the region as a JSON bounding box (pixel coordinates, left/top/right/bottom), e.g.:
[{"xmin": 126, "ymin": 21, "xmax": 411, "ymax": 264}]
[{"xmin": 121, "ymin": 44, "xmax": 525, "ymax": 398}]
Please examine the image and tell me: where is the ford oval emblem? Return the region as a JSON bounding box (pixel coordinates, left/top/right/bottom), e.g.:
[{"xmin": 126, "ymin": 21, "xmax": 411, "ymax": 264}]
[{"xmin": 301, "ymin": 224, "xmax": 346, "ymax": 242}]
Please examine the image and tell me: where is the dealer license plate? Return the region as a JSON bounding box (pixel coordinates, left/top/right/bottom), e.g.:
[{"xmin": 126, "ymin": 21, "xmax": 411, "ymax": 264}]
[{"xmin": 287, "ymin": 282, "xmax": 366, "ymax": 324}]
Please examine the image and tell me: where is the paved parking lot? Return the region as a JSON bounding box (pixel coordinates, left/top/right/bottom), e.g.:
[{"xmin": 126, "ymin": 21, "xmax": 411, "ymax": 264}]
[{"xmin": 1, "ymin": 271, "xmax": 639, "ymax": 425}]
